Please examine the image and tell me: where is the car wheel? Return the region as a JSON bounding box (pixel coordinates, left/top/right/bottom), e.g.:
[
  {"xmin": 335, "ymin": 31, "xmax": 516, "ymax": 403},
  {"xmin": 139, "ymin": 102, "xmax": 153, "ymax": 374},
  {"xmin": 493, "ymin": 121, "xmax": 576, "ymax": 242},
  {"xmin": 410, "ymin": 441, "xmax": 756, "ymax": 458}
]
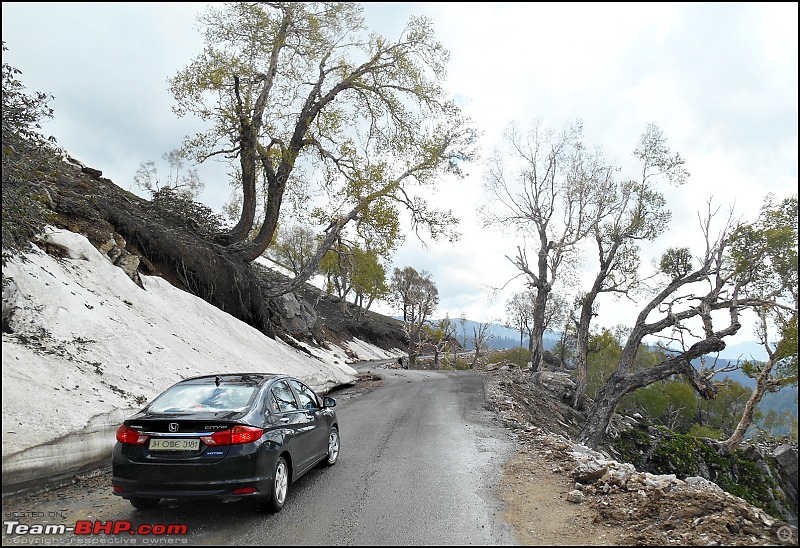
[
  {"xmin": 130, "ymin": 497, "xmax": 160, "ymax": 510},
  {"xmin": 262, "ymin": 456, "xmax": 289, "ymax": 513},
  {"xmin": 322, "ymin": 427, "xmax": 340, "ymax": 467}
]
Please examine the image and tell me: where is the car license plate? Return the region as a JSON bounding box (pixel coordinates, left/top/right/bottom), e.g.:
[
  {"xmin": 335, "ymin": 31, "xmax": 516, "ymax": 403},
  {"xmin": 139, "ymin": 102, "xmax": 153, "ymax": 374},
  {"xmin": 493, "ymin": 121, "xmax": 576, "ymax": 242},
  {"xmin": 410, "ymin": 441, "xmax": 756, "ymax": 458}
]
[{"xmin": 148, "ymin": 438, "xmax": 200, "ymax": 451}]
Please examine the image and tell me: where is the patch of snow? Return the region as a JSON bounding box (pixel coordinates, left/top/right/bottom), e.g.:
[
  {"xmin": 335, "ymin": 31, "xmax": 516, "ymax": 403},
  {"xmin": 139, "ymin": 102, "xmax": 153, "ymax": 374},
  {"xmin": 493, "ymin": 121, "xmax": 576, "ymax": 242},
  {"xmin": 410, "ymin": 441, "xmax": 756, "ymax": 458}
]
[{"xmin": 344, "ymin": 338, "xmax": 406, "ymax": 361}]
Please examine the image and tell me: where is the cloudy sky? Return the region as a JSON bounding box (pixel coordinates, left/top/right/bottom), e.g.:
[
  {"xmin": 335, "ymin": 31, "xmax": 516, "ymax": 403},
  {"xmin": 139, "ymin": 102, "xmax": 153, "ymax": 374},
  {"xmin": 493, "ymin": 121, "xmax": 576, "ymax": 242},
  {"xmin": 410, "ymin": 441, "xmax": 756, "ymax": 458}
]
[{"xmin": 2, "ymin": 2, "xmax": 797, "ymax": 344}]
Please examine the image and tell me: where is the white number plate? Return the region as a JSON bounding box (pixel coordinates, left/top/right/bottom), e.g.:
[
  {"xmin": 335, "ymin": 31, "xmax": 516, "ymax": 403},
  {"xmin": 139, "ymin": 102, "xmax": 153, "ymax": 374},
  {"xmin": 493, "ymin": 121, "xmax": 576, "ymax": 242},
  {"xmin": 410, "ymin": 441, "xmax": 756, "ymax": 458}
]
[{"xmin": 149, "ymin": 438, "xmax": 200, "ymax": 451}]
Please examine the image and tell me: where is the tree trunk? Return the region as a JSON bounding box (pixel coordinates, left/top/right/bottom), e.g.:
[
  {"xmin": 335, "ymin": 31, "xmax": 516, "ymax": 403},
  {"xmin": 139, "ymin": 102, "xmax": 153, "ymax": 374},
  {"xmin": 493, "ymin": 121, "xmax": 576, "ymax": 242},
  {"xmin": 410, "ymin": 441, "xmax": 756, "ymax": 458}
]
[
  {"xmin": 578, "ymin": 371, "xmax": 631, "ymax": 448},
  {"xmin": 572, "ymin": 356, "xmax": 588, "ymax": 411},
  {"xmin": 572, "ymin": 302, "xmax": 590, "ymax": 410},
  {"xmin": 578, "ymin": 351, "xmax": 719, "ymax": 448},
  {"xmin": 530, "ymin": 296, "xmax": 547, "ymax": 375},
  {"xmin": 407, "ymin": 326, "xmax": 418, "ymax": 368},
  {"xmin": 720, "ymin": 361, "xmax": 775, "ymax": 453},
  {"xmin": 471, "ymin": 348, "xmax": 479, "ymax": 369}
]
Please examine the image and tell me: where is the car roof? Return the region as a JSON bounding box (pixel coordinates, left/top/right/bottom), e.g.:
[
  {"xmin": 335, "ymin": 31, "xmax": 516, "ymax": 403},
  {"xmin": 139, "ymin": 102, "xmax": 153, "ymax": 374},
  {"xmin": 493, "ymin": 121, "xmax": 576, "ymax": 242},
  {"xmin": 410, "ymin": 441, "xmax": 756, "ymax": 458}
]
[{"xmin": 176, "ymin": 373, "xmax": 287, "ymax": 386}]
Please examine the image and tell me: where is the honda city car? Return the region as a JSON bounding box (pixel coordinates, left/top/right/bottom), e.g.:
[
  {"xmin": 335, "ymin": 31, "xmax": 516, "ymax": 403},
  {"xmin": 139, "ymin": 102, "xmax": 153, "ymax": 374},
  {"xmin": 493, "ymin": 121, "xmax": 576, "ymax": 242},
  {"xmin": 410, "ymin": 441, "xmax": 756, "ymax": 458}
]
[{"xmin": 112, "ymin": 373, "xmax": 339, "ymax": 512}]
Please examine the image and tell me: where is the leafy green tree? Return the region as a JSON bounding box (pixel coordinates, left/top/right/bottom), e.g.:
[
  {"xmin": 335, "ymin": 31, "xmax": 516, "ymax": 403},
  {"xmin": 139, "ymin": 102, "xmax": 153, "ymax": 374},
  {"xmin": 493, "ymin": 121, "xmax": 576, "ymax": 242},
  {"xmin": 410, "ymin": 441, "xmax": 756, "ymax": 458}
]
[
  {"xmin": 698, "ymin": 379, "xmax": 752, "ymax": 436},
  {"xmin": 271, "ymin": 224, "xmax": 318, "ymax": 276},
  {"xmin": 318, "ymin": 240, "xmax": 389, "ymax": 316},
  {"xmin": 758, "ymin": 409, "xmax": 783, "ymax": 437},
  {"xmin": 552, "ymin": 318, "xmax": 578, "ymax": 371},
  {"xmin": 350, "ymin": 247, "xmax": 388, "ymax": 314},
  {"xmin": 1, "ymin": 42, "xmax": 58, "ymax": 267},
  {"xmin": 169, "ymin": 2, "xmax": 474, "ymax": 298},
  {"xmin": 786, "ymin": 409, "xmax": 798, "ymax": 442},
  {"xmin": 318, "ymin": 241, "xmax": 353, "ymax": 312},
  {"xmin": 585, "ymin": 329, "xmax": 623, "ymax": 400},
  {"xmin": 687, "ymin": 424, "xmax": 722, "ymax": 439},
  {"xmin": 721, "ymin": 194, "xmax": 798, "ymax": 452},
  {"xmin": 623, "ymin": 378, "xmax": 698, "ymax": 432}
]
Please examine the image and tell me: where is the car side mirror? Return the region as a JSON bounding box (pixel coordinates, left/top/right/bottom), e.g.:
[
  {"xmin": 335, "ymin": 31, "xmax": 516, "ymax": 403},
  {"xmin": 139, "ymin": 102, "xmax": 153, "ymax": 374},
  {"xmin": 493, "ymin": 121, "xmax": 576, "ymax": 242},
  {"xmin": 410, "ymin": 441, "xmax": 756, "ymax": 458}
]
[{"xmin": 323, "ymin": 396, "xmax": 336, "ymax": 408}]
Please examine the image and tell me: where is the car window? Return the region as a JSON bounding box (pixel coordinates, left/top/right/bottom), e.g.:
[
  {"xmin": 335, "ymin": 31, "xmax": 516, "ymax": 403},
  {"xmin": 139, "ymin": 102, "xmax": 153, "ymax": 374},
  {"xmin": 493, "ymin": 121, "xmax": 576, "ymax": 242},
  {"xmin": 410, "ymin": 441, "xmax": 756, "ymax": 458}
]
[
  {"xmin": 148, "ymin": 384, "xmax": 256, "ymax": 413},
  {"xmin": 290, "ymin": 380, "xmax": 319, "ymax": 409},
  {"xmin": 271, "ymin": 381, "xmax": 300, "ymax": 412}
]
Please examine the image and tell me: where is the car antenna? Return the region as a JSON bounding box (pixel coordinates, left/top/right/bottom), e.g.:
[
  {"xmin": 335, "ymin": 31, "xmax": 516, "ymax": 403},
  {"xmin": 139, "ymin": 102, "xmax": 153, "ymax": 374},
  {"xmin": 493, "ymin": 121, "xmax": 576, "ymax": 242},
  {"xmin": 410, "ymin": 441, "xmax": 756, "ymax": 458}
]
[{"xmin": 215, "ymin": 376, "xmax": 221, "ymax": 387}]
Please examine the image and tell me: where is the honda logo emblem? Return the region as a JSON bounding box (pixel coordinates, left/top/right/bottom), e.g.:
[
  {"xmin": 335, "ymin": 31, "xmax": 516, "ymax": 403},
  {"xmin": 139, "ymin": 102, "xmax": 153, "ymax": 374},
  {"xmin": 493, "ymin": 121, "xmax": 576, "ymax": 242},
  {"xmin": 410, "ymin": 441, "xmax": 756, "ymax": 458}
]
[{"xmin": 168, "ymin": 423, "xmax": 179, "ymax": 432}]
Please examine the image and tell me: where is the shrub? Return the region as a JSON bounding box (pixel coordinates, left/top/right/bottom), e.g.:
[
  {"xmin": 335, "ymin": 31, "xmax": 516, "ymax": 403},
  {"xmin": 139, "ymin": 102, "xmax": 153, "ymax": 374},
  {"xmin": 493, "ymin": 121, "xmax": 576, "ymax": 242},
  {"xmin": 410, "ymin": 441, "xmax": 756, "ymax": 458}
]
[
  {"xmin": 2, "ymin": 43, "xmax": 59, "ymax": 267},
  {"xmin": 687, "ymin": 424, "xmax": 722, "ymax": 440},
  {"xmin": 490, "ymin": 347, "xmax": 530, "ymax": 367}
]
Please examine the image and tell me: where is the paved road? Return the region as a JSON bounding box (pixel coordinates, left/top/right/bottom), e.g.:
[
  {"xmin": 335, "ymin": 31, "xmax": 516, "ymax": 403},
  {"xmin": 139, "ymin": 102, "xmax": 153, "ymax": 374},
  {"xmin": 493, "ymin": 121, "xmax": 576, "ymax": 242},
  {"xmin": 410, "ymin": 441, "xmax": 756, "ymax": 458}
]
[
  {"xmin": 2, "ymin": 363, "xmax": 518, "ymax": 545},
  {"xmin": 222, "ymin": 364, "xmax": 517, "ymax": 545}
]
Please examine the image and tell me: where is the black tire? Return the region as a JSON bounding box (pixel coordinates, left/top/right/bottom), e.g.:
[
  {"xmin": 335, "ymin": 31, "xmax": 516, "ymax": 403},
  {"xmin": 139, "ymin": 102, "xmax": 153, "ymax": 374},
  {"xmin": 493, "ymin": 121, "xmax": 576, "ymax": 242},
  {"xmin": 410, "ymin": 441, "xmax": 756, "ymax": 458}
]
[
  {"xmin": 262, "ymin": 456, "xmax": 289, "ymax": 513},
  {"xmin": 322, "ymin": 427, "xmax": 340, "ymax": 467},
  {"xmin": 130, "ymin": 497, "xmax": 160, "ymax": 510}
]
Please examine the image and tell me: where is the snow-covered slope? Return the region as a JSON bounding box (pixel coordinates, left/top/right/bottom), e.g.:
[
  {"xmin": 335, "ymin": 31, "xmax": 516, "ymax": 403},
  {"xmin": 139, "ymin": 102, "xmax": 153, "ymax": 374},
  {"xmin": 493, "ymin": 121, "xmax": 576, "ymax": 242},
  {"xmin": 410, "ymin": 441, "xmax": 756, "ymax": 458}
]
[{"xmin": 1, "ymin": 228, "xmax": 402, "ymax": 493}]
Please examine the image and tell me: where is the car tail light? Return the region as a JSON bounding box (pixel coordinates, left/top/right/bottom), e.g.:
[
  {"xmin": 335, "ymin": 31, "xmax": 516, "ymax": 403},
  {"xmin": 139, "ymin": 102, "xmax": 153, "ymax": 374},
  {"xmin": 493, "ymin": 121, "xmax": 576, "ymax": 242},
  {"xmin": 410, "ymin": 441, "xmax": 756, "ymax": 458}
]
[
  {"xmin": 201, "ymin": 426, "xmax": 263, "ymax": 446},
  {"xmin": 115, "ymin": 424, "xmax": 149, "ymax": 445},
  {"xmin": 231, "ymin": 425, "xmax": 264, "ymax": 444}
]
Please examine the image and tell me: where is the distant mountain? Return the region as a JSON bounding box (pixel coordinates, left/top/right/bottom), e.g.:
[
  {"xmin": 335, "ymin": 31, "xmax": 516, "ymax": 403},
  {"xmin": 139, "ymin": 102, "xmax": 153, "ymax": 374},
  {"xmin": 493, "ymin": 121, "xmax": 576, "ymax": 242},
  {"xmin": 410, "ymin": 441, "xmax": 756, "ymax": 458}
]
[
  {"xmin": 430, "ymin": 318, "xmax": 558, "ymax": 351},
  {"xmin": 716, "ymin": 341, "xmax": 769, "ymax": 362}
]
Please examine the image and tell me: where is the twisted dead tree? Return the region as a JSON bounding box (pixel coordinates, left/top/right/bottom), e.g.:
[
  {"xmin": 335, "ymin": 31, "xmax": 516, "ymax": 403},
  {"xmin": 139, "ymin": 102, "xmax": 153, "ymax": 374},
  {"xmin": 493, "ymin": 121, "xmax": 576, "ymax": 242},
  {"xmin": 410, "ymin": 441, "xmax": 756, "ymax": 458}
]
[{"xmin": 578, "ymin": 201, "xmax": 775, "ymax": 449}]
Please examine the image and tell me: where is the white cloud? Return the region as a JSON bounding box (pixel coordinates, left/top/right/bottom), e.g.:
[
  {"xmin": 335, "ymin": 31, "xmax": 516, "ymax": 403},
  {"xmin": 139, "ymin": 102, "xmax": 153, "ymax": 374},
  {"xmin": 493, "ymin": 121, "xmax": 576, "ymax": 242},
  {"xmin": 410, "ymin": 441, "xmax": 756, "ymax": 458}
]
[{"xmin": 2, "ymin": 1, "xmax": 795, "ymax": 343}]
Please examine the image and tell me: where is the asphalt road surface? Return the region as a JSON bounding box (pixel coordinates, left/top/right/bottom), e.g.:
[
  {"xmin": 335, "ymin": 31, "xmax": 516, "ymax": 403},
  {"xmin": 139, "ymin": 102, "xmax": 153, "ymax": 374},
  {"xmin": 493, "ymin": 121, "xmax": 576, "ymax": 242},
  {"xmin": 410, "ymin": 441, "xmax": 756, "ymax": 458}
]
[{"xmin": 2, "ymin": 363, "xmax": 519, "ymax": 546}]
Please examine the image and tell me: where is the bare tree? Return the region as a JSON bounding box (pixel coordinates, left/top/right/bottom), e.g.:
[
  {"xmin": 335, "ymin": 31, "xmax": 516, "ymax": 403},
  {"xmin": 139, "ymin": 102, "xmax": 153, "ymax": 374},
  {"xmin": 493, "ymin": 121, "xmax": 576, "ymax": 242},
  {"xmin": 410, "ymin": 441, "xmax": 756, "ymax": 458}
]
[
  {"xmin": 480, "ymin": 119, "xmax": 608, "ymax": 377},
  {"xmin": 506, "ymin": 291, "xmax": 534, "ymax": 348},
  {"xmin": 134, "ymin": 149, "xmax": 204, "ymax": 201},
  {"xmin": 470, "ymin": 321, "xmax": 493, "ymax": 368},
  {"xmin": 572, "ymin": 123, "xmax": 688, "ymax": 409},
  {"xmin": 390, "ymin": 266, "xmax": 439, "ymax": 366}
]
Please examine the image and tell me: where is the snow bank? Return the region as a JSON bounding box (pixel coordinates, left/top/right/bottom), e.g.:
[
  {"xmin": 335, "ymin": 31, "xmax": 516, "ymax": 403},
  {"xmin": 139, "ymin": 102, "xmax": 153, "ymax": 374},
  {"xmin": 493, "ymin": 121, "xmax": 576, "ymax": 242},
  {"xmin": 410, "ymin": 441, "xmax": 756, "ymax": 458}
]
[{"xmin": 1, "ymin": 228, "xmax": 394, "ymax": 492}]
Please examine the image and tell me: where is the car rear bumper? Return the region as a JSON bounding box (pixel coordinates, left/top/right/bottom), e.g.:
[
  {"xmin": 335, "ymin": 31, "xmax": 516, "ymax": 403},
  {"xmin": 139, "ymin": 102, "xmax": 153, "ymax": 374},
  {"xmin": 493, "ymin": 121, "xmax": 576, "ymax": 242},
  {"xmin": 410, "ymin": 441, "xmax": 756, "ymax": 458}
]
[
  {"xmin": 112, "ymin": 478, "xmax": 272, "ymax": 500},
  {"xmin": 112, "ymin": 444, "xmax": 277, "ymax": 500}
]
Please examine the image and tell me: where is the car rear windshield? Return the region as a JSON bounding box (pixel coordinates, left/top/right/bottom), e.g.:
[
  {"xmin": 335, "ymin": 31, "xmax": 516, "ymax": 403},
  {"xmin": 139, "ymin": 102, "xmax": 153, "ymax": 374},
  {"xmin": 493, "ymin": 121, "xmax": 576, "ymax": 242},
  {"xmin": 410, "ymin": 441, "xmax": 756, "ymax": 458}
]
[{"xmin": 148, "ymin": 384, "xmax": 257, "ymax": 413}]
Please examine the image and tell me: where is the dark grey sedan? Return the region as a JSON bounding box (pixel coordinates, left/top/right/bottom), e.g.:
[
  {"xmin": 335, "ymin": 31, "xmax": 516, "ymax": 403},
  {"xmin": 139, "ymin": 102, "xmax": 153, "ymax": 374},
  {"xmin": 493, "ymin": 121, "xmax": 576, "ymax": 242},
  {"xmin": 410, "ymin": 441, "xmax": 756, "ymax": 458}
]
[{"xmin": 112, "ymin": 373, "xmax": 339, "ymax": 512}]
